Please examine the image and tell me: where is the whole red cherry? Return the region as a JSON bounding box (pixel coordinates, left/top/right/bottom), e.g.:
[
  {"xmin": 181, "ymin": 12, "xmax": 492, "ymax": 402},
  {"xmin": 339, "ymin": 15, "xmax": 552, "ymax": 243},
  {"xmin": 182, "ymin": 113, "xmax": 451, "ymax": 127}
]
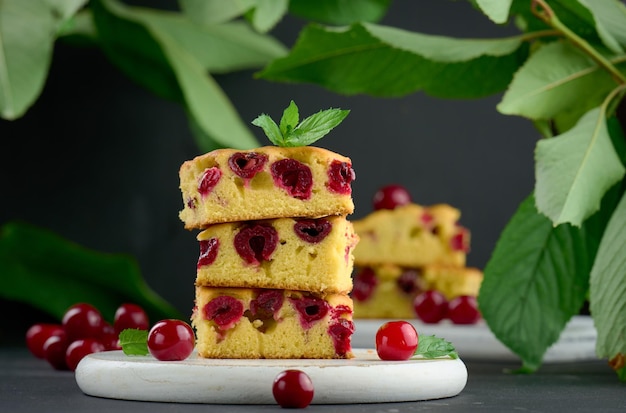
[
  {"xmin": 25, "ymin": 323, "xmax": 65, "ymax": 359},
  {"xmin": 372, "ymin": 184, "xmax": 412, "ymax": 210}
]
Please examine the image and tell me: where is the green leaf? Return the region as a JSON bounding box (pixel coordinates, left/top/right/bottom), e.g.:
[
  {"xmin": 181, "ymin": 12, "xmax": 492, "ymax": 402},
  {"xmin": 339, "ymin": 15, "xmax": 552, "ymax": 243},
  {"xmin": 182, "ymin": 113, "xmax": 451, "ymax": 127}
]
[
  {"xmin": 93, "ymin": 0, "xmax": 270, "ymax": 151},
  {"xmin": 288, "ymin": 0, "xmax": 391, "ymax": 25},
  {"xmin": 535, "ymin": 106, "xmax": 625, "ymax": 226},
  {"xmin": 589, "ymin": 190, "xmax": 626, "ymax": 378},
  {"xmin": 279, "ymin": 100, "xmax": 299, "ymax": 137},
  {"xmin": 497, "ymin": 41, "xmax": 625, "ymax": 126},
  {"xmin": 414, "ymin": 335, "xmax": 458, "ymax": 359},
  {"xmin": 291, "ymin": 107, "xmax": 350, "ymax": 146},
  {"xmin": 476, "ymin": 0, "xmax": 513, "ymax": 24},
  {"xmin": 119, "ymin": 329, "xmax": 149, "ymax": 356},
  {"xmin": 252, "ymin": 100, "xmax": 349, "ymax": 147},
  {"xmin": 251, "ymin": 114, "xmax": 283, "ymax": 145},
  {"xmin": 578, "ymin": 0, "xmax": 626, "ymax": 53},
  {"xmin": 0, "ymin": 0, "xmax": 87, "ymax": 120},
  {"xmin": 479, "ymin": 194, "xmax": 601, "ymax": 371},
  {"xmin": 130, "ymin": 12, "xmax": 288, "ymax": 74},
  {"xmin": 0, "ymin": 221, "xmax": 182, "ymax": 324},
  {"xmin": 257, "ymin": 22, "xmax": 528, "ymax": 99},
  {"xmin": 179, "ymin": 0, "xmax": 255, "ymax": 25},
  {"xmin": 247, "ymin": 0, "xmax": 289, "ymax": 33}
]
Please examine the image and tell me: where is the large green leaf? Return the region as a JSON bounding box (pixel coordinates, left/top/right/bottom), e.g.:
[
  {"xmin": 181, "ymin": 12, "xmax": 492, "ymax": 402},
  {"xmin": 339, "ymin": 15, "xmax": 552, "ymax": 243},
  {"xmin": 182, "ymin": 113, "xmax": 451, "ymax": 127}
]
[
  {"xmin": 475, "ymin": 0, "xmax": 513, "ymax": 24},
  {"xmin": 0, "ymin": 0, "xmax": 87, "ymax": 120},
  {"xmin": 288, "ymin": 0, "xmax": 391, "ymax": 25},
  {"xmin": 578, "ymin": 0, "xmax": 626, "ymax": 53},
  {"xmin": 589, "ymin": 189, "xmax": 626, "ymax": 380},
  {"xmin": 247, "ymin": 0, "xmax": 289, "ymax": 33},
  {"xmin": 535, "ymin": 106, "xmax": 625, "ymax": 227},
  {"xmin": 93, "ymin": 0, "xmax": 272, "ymax": 151},
  {"xmin": 479, "ymin": 194, "xmax": 605, "ymax": 371},
  {"xmin": 497, "ymin": 41, "xmax": 624, "ymax": 126},
  {"xmin": 179, "ymin": 0, "xmax": 255, "ymax": 25},
  {"xmin": 0, "ymin": 221, "xmax": 182, "ymax": 324},
  {"xmin": 125, "ymin": 10, "xmax": 288, "ymax": 74},
  {"xmin": 257, "ymin": 22, "xmax": 528, "ymax": 98}
]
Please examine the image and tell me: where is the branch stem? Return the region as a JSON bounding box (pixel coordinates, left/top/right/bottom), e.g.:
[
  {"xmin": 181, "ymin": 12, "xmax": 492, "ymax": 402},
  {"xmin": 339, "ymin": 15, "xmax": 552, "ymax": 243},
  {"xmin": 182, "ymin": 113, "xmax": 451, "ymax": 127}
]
[{"xmin": 531, "ymin": 0, "xmax": 626, "ymax": 85}]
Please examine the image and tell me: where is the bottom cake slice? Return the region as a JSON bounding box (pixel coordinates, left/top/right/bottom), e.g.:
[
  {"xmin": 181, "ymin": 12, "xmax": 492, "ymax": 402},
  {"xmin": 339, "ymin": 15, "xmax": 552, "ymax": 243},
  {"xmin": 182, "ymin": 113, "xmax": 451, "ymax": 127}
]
[{"xmin": 192, "ymin": 286, "xmax": 354, "ymax": 359}]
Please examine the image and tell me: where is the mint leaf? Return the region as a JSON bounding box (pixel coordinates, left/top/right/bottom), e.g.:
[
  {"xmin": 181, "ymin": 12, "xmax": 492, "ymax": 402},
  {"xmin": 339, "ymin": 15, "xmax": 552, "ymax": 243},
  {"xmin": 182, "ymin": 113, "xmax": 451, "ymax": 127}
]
[
  {"xmin": 535, "ymin": 106, "xmax": 625, "ymax": 227},
  {"xmin": 252, "ymin": 113, "xmax": 284, "ymax": 145},
  {"xmin": 413, "ymin": 335, "xmax": 458, "ymax": 359},
  {"xmin": 252, "ymin": 101, "xmax": 349, "ymax": 146},
  {"xmin": 279, "ymin": 100, "xmax": 299, "ymax": 137},
  {"xmin": 590, "ymin": 191, "xmax": 626, "ymax": 381},
  {"xmin": 479, "ymin": 194, "xmax": 608, "ymax": 371},
  {"xmin": 119, "ymin": 329, "xmax": 149, "ymax": 356},
  {"xmin": 291, "ymin": 107, "xmax": 350, "ymax": 146}
]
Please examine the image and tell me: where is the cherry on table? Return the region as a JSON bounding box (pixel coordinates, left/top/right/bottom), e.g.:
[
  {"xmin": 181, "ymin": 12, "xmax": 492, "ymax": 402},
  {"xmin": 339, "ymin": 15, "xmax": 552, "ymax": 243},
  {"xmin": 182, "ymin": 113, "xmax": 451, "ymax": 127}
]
[
  {"xmin": 147, "ymin": 319, "xmax": 195, "ymax": 361},
  {"xmin": 272, "ymin": 369, "xmax": 315, "ymax": 408},
  {"xmin": 65, "ymin": 338, "xmax": 105, "ymax": 371},
  {"xmin": 43, "ymin": 333, "xmax": 70, "ymax": 370},
  {"xmin": 25, "ymin": 323, "xmax": 65, "ymax": 359},
  {"xmin": 375, "ymin": 320, "xmax": 418, "ymax": 361},
  {"xmin": 62, "ymin": 303, "xmax": 105, "ymax": 342}
]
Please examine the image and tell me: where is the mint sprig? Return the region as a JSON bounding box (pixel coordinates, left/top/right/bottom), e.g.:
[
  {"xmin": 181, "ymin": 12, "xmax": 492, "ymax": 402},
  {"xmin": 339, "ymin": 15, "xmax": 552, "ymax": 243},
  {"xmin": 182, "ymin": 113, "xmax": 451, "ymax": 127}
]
[
  {"xmin": 119, "ymin": 328, "xmax": 149, "ymax": 356},
  {"xmin": 413, "ymin": 335, "xmax": 458, "ymax": 359},
  {"xmin": 252, "ymin": 100, "xmax": 349, "ymax": 147}
]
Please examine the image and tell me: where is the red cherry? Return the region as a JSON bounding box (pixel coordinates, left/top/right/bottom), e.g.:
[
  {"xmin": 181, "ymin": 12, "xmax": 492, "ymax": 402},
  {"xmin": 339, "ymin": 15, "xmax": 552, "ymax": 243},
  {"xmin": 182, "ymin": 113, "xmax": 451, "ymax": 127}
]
[
  {"xmin": 62, "ymin": 303, "xmax": 105, "ymax": 342},
  {"xmin": 114, "ymin": 303, "xmax": 150, "ymax": 334},
  {"xmin": 65, "ymin": 338, "xmax": 106, "ymax": 371},
  {"xmin": 272, "ymin": 369, "xmax": 315, "ymax": 408},
  {"xmin": 147, "ymin": 319, "xmax": 195, "ymax": 361},
  {"xmin": 43, "ymin": 333, "xmax": 69, "ymax": 370},
  {"xmin": 372, "ymin": 184, "xmax": 412, "ymax": 210},
  {"xmin": 98, "ymin": 322, "xmax": 122, "ymax": 350},
  {"xmin": 25, "ymin": 323, "xmax": 65, "ymax": 359},
  {"xmin": 413, "ymin": 290, "xmax": 448, "ymax": 324},
  {"xmin": 375, "ymin": 321, "xmax": 419, "ymax": 361},
  {"xmin": 351, "ymin": 267, "xmax": 378, "ymax": 302},
  {"xmin": 197, "ymin": 167, "xmax": 222, "ymax": 197},
  {"xmin": 448, "ymin": 296, "xmax": 481, "ymax": 324}
]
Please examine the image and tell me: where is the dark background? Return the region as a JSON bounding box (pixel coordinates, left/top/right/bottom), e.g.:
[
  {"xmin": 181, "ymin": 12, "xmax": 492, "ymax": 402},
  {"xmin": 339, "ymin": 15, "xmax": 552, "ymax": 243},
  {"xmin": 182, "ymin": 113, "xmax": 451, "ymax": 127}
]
[{"xmin": 0, "ymin": 1, "xmax": 539, "ymax": 339}]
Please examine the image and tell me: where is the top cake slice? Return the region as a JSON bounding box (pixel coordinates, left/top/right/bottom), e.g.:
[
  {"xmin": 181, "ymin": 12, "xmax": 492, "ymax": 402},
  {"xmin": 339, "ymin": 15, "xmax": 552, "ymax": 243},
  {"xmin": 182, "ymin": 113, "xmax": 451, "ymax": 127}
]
[
  {"xmin": 352, "ymin": 203, "xmax": 469, "ymax": 267},
  {"xmin": 179, "ymin": 146, "xmax": 355, "ymax": 229}
]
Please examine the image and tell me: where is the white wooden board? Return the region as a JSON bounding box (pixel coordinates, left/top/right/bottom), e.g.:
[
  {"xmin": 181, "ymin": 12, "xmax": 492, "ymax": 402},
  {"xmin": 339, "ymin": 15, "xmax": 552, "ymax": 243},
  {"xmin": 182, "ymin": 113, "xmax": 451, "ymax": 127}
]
[
  {"xmin": 75, "ymin": 349, "xmax": 467, "ymax": 405},
  {"xmin": 352, "ymin": 316, "xmax": 597, "ymax": 362}
]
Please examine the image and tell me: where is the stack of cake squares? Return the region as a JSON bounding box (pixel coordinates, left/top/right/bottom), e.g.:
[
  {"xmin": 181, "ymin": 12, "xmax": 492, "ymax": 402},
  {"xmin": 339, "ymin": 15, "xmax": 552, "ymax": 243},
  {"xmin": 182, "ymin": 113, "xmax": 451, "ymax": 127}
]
[
  {"xmin": 178, "ymin": 146, "xmax": 358, "ymax": 359},
  {"xmin": 350, "ymin": 202, "xmax": 483, "ymax": 319}
]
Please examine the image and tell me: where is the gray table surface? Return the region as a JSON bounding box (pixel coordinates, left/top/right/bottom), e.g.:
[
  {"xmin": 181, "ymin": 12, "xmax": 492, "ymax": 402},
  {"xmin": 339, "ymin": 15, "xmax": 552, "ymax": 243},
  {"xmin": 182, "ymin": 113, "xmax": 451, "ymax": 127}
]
[{"xmin": 2, "ymin": 347, "xmax": 624, "ymax": 412}]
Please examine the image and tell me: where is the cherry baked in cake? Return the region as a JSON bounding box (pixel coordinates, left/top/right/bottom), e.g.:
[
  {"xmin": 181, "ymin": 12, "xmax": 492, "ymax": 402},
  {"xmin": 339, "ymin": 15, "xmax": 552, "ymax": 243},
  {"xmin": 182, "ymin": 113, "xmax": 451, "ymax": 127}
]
[
  {"xmin": 179, "ymin": 146, "xmax": 355, "ymax": 229},
  {"xmin": 192, "ymin": 286, "xmax": 354, "ymax": 359},
  {"xmin": 195, "ymin": 216, "xmax": 358, "ymax": 294}
]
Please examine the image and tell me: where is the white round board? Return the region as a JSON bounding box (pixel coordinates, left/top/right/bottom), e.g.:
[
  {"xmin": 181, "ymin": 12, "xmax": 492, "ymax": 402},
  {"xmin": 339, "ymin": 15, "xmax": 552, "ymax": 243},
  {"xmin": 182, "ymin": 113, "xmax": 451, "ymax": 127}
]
[
  {"xmin": 352, "ymin": 316, "xmax": 597, "ymax": 362},
  {"xmin": 75, "ymin": 349, "xmax": 467, "ymax": 405}
]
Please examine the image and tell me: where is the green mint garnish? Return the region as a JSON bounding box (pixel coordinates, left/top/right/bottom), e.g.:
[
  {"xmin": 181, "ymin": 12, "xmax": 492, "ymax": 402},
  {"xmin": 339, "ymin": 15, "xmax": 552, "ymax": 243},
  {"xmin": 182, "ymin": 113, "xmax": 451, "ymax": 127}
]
[
  {"xmin": 251, "ymin": 100, "xmax": 349, "ymax": 147},
  {"xmin": 119, "ymin": 328, "xmax": 149, "ymax": 356},
  {"xmin": 413, "ymin": 335, "xmax": 459, "ymax": 359}
]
